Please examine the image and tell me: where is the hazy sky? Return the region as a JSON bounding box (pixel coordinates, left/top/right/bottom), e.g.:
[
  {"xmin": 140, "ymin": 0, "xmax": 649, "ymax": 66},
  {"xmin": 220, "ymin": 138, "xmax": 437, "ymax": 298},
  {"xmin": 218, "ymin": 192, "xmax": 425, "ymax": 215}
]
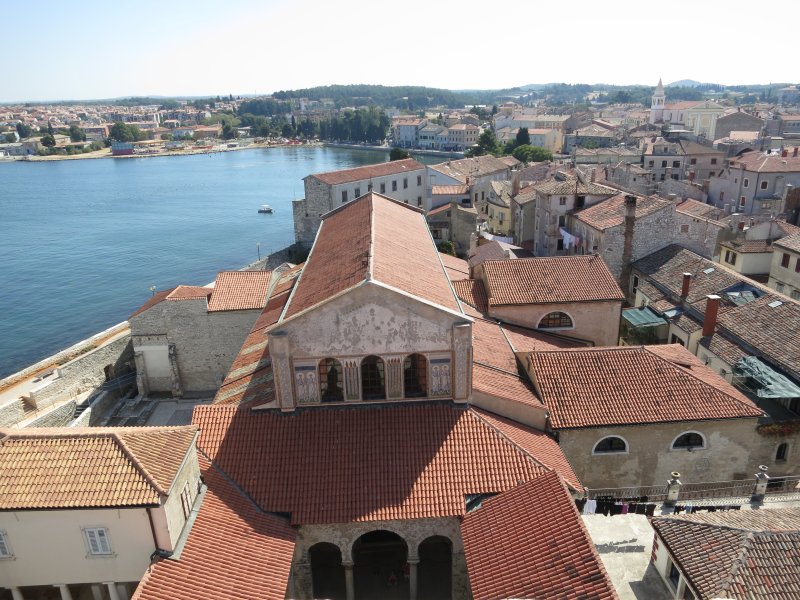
[{"xmin": 3, "ymin": 0, "xmax": 796, "ymax": 102}]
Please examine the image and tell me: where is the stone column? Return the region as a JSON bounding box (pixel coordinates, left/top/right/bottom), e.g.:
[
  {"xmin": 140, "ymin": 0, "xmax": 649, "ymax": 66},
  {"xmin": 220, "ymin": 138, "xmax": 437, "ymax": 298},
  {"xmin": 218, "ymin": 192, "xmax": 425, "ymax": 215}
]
[
  {"xmin": 134, "ymin": 351, "xmax": 149, "ymax": 397},
  {"xmin": 167, "ymin": 344, "xmax": 183, "ymax": 398},
  {"xmin": 408, "ymin": 557, "xmax": 420, "ymax": 600},
  {"xmin": 90, "ymin": 584, "xmax": 104, "ymax": 600},
  {"xmin": 53, "ymin": 585, "xmax": 73, "ymax": 600},
  {"xmin": 116, "ymin": 583, "xmax": 130, "ymax": 600},
  {"xmin": 343, "ymin": 561, "xmax": 355, "ymax": 600},
  {"xmin": 9, "ymin": 588, "xmax": 24, "ymax": 600},
  {"xmin": 269, "ymin": 331, "xmax": 295, "ymax": 411},
  {"xmin": 105, "ymin": 582, "xmax": 121, "ymax": 600},
  {"xmin": 452, "ymin": 322, "xmax": 472, "ymax": 402}
]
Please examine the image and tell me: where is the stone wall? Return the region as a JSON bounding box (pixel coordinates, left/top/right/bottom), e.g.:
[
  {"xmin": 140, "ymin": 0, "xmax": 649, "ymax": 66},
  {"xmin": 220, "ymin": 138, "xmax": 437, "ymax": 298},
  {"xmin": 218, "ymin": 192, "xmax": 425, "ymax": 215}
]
[
  {"xmin": 290, "ymin": 517, "xmax": 469, "ymax": 600},
  {"xmin": 27, "ymin": 399, "xmax": 77, "ymax": 428},
  {"xmin": 657, "ymin": 178, "xmax": 706, "ymax": 202},
  {"xmin": 0, "ymin": 400, "xmax": 24, "ymax": 427},
  {"xmin": 25, "ymin": 334, "xmax": 133, "ymax": 410}
]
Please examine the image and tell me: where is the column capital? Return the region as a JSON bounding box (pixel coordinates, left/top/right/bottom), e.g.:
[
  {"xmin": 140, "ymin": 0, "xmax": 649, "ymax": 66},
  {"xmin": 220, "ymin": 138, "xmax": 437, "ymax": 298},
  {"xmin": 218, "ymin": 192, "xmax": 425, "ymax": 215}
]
[{"xmin": 342, "ymin": 560, "xmax": 354, "ymax": 569}]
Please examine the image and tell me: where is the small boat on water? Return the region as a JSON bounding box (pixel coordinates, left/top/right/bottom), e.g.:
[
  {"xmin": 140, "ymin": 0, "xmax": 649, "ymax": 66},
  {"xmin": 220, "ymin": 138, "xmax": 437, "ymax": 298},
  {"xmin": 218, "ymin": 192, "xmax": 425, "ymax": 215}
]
[{"xmin": 258, "ymin": 204, "xmax": 274, "ymax": 214}]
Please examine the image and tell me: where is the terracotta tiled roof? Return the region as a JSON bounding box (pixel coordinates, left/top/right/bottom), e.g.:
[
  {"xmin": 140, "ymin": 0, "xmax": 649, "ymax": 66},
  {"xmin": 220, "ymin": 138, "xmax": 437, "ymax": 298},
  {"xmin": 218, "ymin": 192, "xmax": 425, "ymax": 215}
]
[
  {"xmin": 461, "ymin": 472, "xmax": 617, "ymax": 600},
  {"xmin": 526, "ymin": 345, "xmax": 762, "ymax": 429},
  {"xmin": 574, "ymin": 193, "xmax": 671, "ymax": 231},
  {"xmin": 207, "ymin": 271, "xmax": 272, "ymax": 312},
  {"xmin": 439, "ymin": 253, "xmax": 470, "ymax": 280},
  {"xmin": 472, "ymin": 363, "xmax": 542, "ymax": 408},
  {"xmin": 0, "ymin": 426, "xmax": 197, "ymax": 509},
  {"xmin": 468, "ymin": 240, "xmax": 533, "ymax": 268},
  {"xmin": 699, "ymin": 333, "xmax": 748, "ymax": 367},
  {"xmin": 166, "ymin": 286, "xmax": 211, "ymax": 301},
  {"xmin": 774, "ymin": 232, "xmax": 800, "ymax": 253},
  {"xmin": 129, "ymin": 287, "xmax": 176, "ymax": 319},
  {"xmin": 501, "ymin": 322, "xmax": 589, "ymax": 352},
  {"xmin": 453, "ymin": 279, "xmax": 488, "ymax": 313},
  {"xmin": 720, "ymin": 239, "xmax": 774, "ymax": 254},
  {"xmin": 651, "ymin": 508, "xmax": 800, "ymax": 600},
  {"xmin": 729, "ymin": 150, "xmax": 800, "ymax": 173},
  {"xmin": 192, "ymin": 404, "xmax": 555, "ymax": 524},
  {"xmin": 428, "ymin": 156, "xmax": 510, "ymax": 184},
  {"xmin": 132, "ymin": 456, "xmax": 296, "ymax": 600},
  {"xmin": 431, "ymin": 184, "xmax": 469, "ymax": 195},
  {"xmin": 717, "ymin": 294, "xmax": 800, "ymax": 378},
  {"xmin": 523, "ymin": 176, "xmax": 616, "ymax": 198},
  {"xmin": 482, "ymin": 256, "xmax": 624, "ymax": 306},
  {"xmin": 284, "ymin": 193, "xmax": 460, "ymax": 319},
  {"xmin": 473, "ymin": 409, "xmax": 581, "ymax": 491},
  {"xmin": 308, "ymin": 158, "xmax": 424, "ymax": 185}
]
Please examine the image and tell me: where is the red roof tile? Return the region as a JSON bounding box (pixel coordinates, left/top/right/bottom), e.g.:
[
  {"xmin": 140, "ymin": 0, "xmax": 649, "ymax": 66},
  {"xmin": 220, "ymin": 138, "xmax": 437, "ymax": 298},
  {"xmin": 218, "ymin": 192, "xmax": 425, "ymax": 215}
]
[
  {"xmin": 729, "ymin": 150, "xmax": 800, "ymax": 173},
  {"xmin": 461, "ymin": 472, "xmax": 617, "ymax": 600},
  {"xmin": 431, "ymin": 184, "xmax": 469, "ymax": 195},
  {"xmin": 0, "ymin": 426, "xmax": 197, "ymax": 509},
  {"xmin": 207, "ymin": 271, "xmax": 272, "ymax": 312},
  {"xmin": 651, "ymin": 508, "xmax": 800, "ymax": 600},
  {"xmin": 526, "ymin": 345, "xmax": 762, "ymax": 429},
  {"xmin": 453, "ymin": 279, "xmax": 488, "ymax": 313},
  {"xmin": 308, "ymin": 158, "xmax": 424, "ymax": 185},
  {"xmin": 132, "ymin": 456, "xmax": 296, "ymax": 600},
  {"xmin": 166, "ymin": 286, "xmax": 211, "ymax": 301},
  {"xmin": 285, "ymin": 193, "xmax": 460, "ymax": 319},
  {"xmin": 575, "ymin": 193, "xmax": 671, "ymax": 231},
  {"xmin": 482, "ymin": 256, "xmax": 624, "ymax": 305},
  {"xmin": 439, "ymin": 253, "xmax": 470, "ymax": 280},
  {"xmin": 192, "ymin": 404, "xmax": 555, "ymax": 525},
  {"xmin": 129, "ymin": 288, "xmax": 176, "ymax": 319},
  {"xmin": 774, "ymin": 232, "xmax": 800, "ymax": 253}
]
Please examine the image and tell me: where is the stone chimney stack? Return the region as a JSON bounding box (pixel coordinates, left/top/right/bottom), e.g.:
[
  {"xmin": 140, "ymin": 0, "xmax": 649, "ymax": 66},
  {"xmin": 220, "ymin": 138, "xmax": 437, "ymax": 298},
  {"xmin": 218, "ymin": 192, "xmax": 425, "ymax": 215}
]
[
  {"xmin": 681, "ymin": 273, "xmax": 692, "ymax": 299},
  {"xmin": 511, "ymin": 170, "xmax": 521, "ymax": 196},
  {"xmin": 619, "ymin": 195, "xmax": 638, "ymax": 292},
  {"xmin": 794, "ymin": 147, "xmax": 799, "ymax": 157},
  {"xmin": 702, "ymin": 295, "xmax": 721, "ymax": 337}
]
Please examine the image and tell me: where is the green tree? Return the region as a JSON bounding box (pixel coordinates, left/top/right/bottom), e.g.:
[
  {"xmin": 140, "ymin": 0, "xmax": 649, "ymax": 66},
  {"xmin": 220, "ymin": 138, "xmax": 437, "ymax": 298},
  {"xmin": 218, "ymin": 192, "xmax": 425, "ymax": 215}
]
[
  {"xmin": 109, "ymin": 122, "xmax": 145, "ymax": 142},
  {"xmin": 221, "ymin": 122, "xmax": 237, "ymax": 140},
  {"xmin": 511, "ymin": 144, "xmax": 552, "ymax": 163},
  {"xmin": 16, "ymin": 122, "xmax": 32, "ymax": 138},
  {"xmin": 389, "ymin": 147, "xmax": 410, "ymax": 161},
  {"xmin": 474, "ymin": 128, "xmax": 501, "ymax": 155},
  {"xmin": 47, "ymin": 122, "xmax": 54, "ymax": 136},
  {"xmin": 437, "ymin": 241, "xmax": 456, "ymax": 256},
  {"xmin": 40, "ymin": 133, "xmax": 56, "ymax": 147},
  {"xmin": 4, "ymin": 133, "xmax": 16, "ymax": 143},
  {"xmin": 515, "ymin": 127, "xmax": 530, "ymax": 146},
  {"xmin": 68, "ymin": 125, "xmax": 86, "ymax": 142}
]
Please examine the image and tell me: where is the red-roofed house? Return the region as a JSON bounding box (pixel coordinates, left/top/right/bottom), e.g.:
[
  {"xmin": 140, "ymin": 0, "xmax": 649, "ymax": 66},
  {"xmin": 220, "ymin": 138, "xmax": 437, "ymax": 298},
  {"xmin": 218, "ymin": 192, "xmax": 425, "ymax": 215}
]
[
  {"xmin": 475, "ymin": 255, "xmax": 624, "ymax": 346},
  {"xmin": 293, "ymin": 158, "xmax": 427, "ymax": 245}
]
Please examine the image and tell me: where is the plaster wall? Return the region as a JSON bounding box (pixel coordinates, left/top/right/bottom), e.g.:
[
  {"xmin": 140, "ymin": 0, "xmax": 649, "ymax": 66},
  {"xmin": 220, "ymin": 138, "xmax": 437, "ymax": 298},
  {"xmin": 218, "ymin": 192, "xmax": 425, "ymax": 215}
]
[
  {"xmin": 0, "ymin": 507, "xmax": 154, "ymax": 588},
  {"xmin": 159, "ymin": 447, "xmax": 201, "ymax": 551},
  {"xmin": 557, "ymin": 418, "xmax": 761, "ymax": 489},
  {"xmin": 487, "ymin": 301, "xmax": 621, "ymax": 347}
]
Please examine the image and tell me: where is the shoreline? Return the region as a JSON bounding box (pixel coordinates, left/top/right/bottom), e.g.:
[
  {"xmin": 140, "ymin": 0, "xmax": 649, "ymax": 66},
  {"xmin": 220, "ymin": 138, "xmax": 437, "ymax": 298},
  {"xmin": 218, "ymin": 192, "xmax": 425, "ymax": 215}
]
[{"xmin": 4, "ymin": 140, "xmax": 464, "ymax": 163}]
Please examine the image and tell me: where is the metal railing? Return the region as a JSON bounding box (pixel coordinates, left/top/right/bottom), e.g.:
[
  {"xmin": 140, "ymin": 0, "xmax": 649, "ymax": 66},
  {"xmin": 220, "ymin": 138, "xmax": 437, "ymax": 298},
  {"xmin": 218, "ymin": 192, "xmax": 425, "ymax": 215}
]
[{"xmin": 585, "ymin": 484, "xmax": 668, "ymax": 501}]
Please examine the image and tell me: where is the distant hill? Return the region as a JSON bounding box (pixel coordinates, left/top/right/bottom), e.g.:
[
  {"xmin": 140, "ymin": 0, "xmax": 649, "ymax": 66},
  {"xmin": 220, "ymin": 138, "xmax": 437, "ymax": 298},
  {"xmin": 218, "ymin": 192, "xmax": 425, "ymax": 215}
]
[{"xmin": 667, "ymin": 79, "xmax": 706, "ymax": 87}]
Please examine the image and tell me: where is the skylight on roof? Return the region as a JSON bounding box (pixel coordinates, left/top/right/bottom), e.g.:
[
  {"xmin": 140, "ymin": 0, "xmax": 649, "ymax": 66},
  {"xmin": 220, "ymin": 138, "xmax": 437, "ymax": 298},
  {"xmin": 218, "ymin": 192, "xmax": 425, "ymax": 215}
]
[
  {"xmin": 702, "ymin": 267, "xmax": 715, "ymax": 274},
  {"xmin": 768, "ymin": 300, "xmax": 783, "ymax": 308}
]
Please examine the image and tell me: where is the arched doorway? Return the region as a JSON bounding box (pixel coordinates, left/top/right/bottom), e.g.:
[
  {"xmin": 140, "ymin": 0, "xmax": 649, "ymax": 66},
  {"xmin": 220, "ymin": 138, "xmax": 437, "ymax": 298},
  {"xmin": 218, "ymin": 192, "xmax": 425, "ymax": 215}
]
[
  {"xmin": 361, "ymin": 356, "xmax": 386, "ymax": 400},
  {"xmin": 418, "ymin": 536, "xmax": 452, "ymax": 600},
  {"xmin": 309, "ymin": 542, "xmax": 346, "ymax": 600},
  {"xmin": 353, "ymin": 530, "xmax": 408, "ymax": 599}
]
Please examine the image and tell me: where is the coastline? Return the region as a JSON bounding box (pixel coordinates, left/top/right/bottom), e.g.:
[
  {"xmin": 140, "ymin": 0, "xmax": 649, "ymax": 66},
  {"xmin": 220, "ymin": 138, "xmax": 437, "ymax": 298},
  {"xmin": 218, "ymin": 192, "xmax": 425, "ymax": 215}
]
[{"xmin": 5, "ymin": 140, "xmax": 464, "ymax": 163}]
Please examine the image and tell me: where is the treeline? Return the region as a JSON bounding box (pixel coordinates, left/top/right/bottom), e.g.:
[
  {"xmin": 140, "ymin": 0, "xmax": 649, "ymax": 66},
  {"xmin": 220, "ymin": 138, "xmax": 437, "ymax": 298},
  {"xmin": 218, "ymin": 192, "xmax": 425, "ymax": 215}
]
[
  {"xmin": 238, "ymin": 107, "xmax": 390, "ymax": 143},
  {"xmin": 272, "ymin": 84, "xmax": 478, "ymax": 110}
]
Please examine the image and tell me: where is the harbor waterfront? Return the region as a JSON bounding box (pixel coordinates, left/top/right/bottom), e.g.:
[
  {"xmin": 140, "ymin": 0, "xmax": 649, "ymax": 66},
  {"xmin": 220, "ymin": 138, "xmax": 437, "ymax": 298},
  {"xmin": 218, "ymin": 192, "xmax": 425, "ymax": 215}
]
[{"xmin": 0, "ymin": 146, "xmax": 440, "ymax": 379}]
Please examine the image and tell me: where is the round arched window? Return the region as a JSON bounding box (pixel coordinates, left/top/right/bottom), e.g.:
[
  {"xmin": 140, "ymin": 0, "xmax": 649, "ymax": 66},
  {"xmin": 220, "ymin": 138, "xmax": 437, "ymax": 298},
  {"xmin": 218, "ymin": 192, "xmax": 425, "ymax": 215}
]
[
  {"xmin": 672, "ymin": 432, "xmax": 705, "ymax": 450},
  {"xmin": 538, "ymin": 312, "xmax": 573, "ymax": 329},
  {"xmin": 593, "ymin": 436, "xmax": 628, "ymax": 454}
]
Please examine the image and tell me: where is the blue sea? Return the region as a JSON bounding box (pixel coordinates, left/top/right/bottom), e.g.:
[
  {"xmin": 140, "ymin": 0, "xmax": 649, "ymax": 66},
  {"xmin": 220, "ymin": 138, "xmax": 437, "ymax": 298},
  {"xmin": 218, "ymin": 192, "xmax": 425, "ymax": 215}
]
[{"xmin": 0, "ymin": 146, "xmax": 438, "ymax": 378}]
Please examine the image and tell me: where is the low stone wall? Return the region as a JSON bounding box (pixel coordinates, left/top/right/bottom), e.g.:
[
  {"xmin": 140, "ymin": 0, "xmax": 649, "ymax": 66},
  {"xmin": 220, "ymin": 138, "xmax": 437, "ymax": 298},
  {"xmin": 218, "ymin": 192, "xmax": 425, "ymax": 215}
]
[
  {"xmin": 25, "ymin": 333, "xmax": 134, "ymax": 410},
  {"xmin": 27, "ymin": 400, "xmax": 77, "ymax": 428},
  {"xmin": 0, "ymin": 400, "xmax": 24, "ymax": 427}
]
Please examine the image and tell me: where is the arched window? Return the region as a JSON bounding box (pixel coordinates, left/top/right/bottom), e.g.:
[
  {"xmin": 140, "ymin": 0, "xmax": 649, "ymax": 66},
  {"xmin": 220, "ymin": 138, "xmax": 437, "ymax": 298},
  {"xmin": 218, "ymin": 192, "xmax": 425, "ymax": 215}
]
[
  {"xmin": 593, "ymin": 436, "xmax": 628, "ymax": 454},
  {"xmin": 404, "ymin": 353, "xmax": 427, "ymax": 398},
  {"xmin": 672, "ymin": 432, "xmax": 705, "ymax": 450},
  {"xmin": 776, "ymin": 443, "xmax": 789, "ymax": 462},
  {"xmin": 361, "ymin": 355, "xmax": 386, "ymax": 400},
  {"xmin": 318, "ymin": 358, "xmax": 344, "ymax": 403},
  {"xmin": 538, "ymin": 311, "xmax": 573, "ymax": 329}
]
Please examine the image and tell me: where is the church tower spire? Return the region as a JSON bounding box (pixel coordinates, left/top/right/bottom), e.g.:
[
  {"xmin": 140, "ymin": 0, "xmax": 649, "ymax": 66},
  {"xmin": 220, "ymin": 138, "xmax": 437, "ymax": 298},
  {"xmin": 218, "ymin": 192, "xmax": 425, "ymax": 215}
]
[{"xmin": 650, "ymin": 77, "xmax": 666, "ymax": 125}]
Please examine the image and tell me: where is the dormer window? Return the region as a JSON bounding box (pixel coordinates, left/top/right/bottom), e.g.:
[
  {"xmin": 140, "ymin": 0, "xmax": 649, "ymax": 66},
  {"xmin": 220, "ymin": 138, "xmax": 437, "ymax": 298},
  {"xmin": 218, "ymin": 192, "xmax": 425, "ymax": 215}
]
[
  {"xmin": 404, "ymin": 354, "xmax": 428, "ymax": 398},
  {"xmin": 361, "ymin": 356, "xmax": 386, "ymax": 400},
  {"xmin": 319, "ymin": 358, "xmax": 344, "ymax": 403}
]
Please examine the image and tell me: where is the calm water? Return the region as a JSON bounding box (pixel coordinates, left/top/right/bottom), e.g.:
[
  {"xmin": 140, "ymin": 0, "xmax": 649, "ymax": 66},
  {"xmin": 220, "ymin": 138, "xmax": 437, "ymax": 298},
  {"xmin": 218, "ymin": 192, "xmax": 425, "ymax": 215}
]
[{"xmin": 0, "ymin": 146, "xmax": 438, "ymax": 378}]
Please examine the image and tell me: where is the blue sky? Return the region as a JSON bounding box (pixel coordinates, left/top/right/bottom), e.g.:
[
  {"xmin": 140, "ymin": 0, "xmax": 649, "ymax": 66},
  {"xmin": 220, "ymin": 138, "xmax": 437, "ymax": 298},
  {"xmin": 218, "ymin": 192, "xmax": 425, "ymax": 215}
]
[{"xmin": 3, "ymin": 0, "xmax": 795, "ymax": 102}]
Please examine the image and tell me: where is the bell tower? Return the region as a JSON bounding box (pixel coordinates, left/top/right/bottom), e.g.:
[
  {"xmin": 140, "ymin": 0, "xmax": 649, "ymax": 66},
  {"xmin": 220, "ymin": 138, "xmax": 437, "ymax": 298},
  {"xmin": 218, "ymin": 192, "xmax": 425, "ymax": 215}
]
[{"xmin": 650, "ymin": 78, "xmax": 665, "ymax": 124}]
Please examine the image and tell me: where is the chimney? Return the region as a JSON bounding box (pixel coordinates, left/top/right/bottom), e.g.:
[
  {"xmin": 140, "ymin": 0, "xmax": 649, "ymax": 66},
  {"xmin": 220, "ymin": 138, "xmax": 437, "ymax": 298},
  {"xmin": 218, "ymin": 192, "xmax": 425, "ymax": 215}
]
[
  {"xmin": 591, "ymin": 169, "xmax": 596, "ymax": 182},
  {"xmin": 624, "ymin": 194, "xmax": 637, "ymax": 218},
  {"xmin": 511, "ymin": 170, "xmax": 521, "ymax": 196},
  {"xmin": 782, "ymin": 149, "xmax": 789, "ymax": 158},
  {"xmin": 794, "ymin": 147, "xmax": 799, "ymax": 157},
  {"xmin": 681, "ymin": 273, "xmax": 691, "ymax": 299},
  {"xmin": 368, "ymin": 182, "xmax": 373, "ymax": 192},
  {"xmin": 619, "ymin": 195, "xmax": 638, "ymax": 292},
  {"xmin": 702, "ymin": 295, "xmax": 721, "ymax": 337}
]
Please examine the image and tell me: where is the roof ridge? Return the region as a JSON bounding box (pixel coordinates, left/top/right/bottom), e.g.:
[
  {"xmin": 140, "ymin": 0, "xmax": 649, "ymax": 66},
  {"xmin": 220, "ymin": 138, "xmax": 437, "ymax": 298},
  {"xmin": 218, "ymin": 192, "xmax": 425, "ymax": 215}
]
[
  {"xmin": 111, "ymin": 432, "xmax": 168, "ymax": 496},
  {"xmin": 716, "ymin": 531, "xmax": 754, "ymax": 596}
]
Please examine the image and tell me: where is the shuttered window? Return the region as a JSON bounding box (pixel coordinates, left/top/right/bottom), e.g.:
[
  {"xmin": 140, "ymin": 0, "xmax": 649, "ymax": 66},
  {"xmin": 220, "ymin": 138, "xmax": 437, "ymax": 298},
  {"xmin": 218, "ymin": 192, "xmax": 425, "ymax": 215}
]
[{"xmin": 85, "ymin": 527, "xmax": 112, "ymax": 555}]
